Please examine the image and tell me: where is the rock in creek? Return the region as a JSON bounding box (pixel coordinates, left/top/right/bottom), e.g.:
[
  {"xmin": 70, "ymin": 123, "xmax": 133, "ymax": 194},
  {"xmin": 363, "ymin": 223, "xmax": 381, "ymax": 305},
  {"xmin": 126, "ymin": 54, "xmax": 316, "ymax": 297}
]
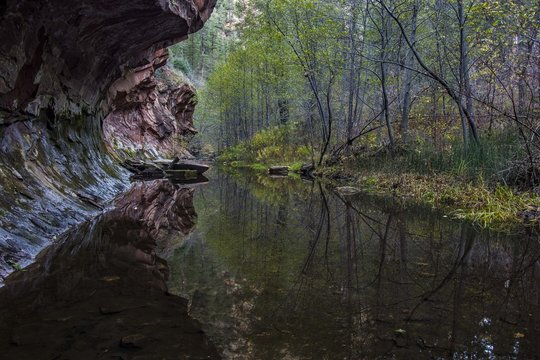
[
  {"xmin": 124, "ymin": 158, "xmax": 209, "ymax": 182},
  {"xmin": 269, "ymin": 166, "xmax": 289, "ymax": 176},
  {"xmin": 300, "ymin": 163, "xmax": 315, "ymax": 179}
]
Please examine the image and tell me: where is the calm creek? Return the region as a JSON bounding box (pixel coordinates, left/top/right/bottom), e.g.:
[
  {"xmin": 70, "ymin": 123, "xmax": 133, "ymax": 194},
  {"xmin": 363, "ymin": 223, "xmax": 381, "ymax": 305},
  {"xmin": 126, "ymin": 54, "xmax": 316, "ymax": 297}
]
[{"xmin": 0, "ymin": 168, "xmax": 539, "ymax": 359}]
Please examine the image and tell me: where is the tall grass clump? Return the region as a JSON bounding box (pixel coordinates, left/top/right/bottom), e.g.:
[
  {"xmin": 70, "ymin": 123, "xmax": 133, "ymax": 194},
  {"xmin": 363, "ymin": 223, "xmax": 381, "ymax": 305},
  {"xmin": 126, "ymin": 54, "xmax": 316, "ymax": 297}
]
[{"xmin": 358, "ymin": 131, "xmax": 524, "ymax": 183}]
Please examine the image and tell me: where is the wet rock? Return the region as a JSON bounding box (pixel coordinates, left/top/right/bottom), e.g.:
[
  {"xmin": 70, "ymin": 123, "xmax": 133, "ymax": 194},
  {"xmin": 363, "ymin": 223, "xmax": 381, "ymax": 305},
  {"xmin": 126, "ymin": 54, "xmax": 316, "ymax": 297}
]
[
  {"xmin": 76, "ymin": 192, "xmax": 103, "ymax": 209},
  {"xmin": 18, "ymin": 189, "xmax": 35, "ymax": 200},
  {"xmin": 269, "ymin": 166, "xmax": 289, "ymax": 176},
  {"xmin": 300, "ymin": 163, "xmax": 315, "ymax": 179},
  {"xmin": 11, "ymin": 169, "xmax": 23, "ymax": 181},
  {"xmin": 129, "ymin": 164, "xmax": 166, "ymax": 181},
  {"xmin": 122, "ymin": 159, "xmax": 147, "ymax": 173}
]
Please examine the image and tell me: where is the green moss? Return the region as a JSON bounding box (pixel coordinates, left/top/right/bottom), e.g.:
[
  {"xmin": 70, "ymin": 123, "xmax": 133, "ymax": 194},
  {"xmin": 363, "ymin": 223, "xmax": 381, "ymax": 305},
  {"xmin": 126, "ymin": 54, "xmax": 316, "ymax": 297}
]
[
  {"xmin": 249, "ymin": 163, "xmax": 268, "ymax": 172},
  {"xmin": 289, "ymin": 162, "xmax": 303, "ymax": 172}
]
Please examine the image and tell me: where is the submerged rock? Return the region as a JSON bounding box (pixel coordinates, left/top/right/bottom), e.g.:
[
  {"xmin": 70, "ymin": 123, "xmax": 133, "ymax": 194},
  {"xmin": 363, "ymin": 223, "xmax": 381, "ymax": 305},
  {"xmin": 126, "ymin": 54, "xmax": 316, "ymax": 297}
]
[{"xmin": 336, "ymin": 186, "xmax": 362, "ymax": 196}]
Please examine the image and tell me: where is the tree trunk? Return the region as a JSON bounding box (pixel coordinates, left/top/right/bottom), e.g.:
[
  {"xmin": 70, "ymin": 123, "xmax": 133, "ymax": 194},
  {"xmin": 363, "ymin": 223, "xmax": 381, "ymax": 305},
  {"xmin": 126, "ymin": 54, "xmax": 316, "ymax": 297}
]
[
  {"xmin": 458, "ymin": 0, "xmax": 478, "ymax": 148},
  {"xmin": 346, "ymin": 0, "xmax": 359, "ymax": 145},
  {"xmin": 380, "ymin": 0, "xmax": 479, "ymax": 144},
  {"xmin": 380, "ymin": 9, "xmax": 395, "ymax": 150},
  {"xmin": 400, "ymin": 0, "xmax": 418, "ymax": 143}
]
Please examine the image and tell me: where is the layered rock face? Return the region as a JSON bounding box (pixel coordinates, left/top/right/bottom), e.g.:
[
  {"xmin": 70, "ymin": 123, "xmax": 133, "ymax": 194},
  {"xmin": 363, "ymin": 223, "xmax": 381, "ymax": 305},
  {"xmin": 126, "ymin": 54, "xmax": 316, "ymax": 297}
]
[
  {"xmin": 0, "ymin": 0, "xmax": 216, "ymax": 280},
  {"xmin": 104, "ymin": 53, "xmax": 198, "ymax": 158},
  {"xmin": 0, "ymin": 113, "xmax": 126, "ymax": 280},
  {"xmin": 0, "ymin": 0, "xmax": 214, "ymax": 122}
]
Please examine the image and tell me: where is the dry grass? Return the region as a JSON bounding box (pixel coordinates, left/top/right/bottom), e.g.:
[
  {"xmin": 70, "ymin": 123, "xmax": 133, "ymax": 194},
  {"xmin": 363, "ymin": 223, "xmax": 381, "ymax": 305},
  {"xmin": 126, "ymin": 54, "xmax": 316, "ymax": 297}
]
[{"xmin": 356, "ymin": 172, "xmax": 540, "ymax": 231}]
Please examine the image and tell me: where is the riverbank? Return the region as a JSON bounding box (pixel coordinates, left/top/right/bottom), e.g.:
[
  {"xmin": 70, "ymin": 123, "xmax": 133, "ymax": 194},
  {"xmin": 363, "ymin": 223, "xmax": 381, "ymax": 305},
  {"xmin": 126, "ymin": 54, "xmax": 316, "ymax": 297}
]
[
  {"xmin": 319, "ymin": 165, "xmax": 539, "ymax": 231},
  {"xmin": 216, "ymin": 125, "xmax": 540, "ymax": 231},
  {"xmin": 218, "ymin": 160, "xmax": 540, "ymax": 232}
]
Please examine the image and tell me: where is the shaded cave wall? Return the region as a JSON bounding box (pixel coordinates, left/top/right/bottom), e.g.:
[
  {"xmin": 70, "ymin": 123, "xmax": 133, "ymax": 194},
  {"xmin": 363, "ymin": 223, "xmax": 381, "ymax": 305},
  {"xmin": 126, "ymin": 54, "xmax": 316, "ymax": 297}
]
[
  {"xmin": 0, "ymin": 0, "xmax": 214, "ymax": 121},
  {"xmin": 0, "ymin": 0, "xmax": 216, "ymax": 280}
]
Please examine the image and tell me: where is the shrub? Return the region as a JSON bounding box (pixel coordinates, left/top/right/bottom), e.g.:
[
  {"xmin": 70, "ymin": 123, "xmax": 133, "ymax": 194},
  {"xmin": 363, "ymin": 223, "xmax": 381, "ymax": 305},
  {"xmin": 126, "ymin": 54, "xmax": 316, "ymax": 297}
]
[{"xmin": 218, "ymin": 124, "xmax": 311, "ymax": 169}]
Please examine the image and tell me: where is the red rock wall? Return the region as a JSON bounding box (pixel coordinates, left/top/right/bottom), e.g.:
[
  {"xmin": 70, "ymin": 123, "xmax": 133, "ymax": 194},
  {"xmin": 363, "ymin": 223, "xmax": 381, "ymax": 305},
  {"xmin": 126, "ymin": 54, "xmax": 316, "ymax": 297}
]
[
  {"xmin": 103, "ymin": 53, "xmax": 198, "ymax": 158},
  {"xmin": 0, "ymin": 0, "xmax": 216, "ymax": 280}
]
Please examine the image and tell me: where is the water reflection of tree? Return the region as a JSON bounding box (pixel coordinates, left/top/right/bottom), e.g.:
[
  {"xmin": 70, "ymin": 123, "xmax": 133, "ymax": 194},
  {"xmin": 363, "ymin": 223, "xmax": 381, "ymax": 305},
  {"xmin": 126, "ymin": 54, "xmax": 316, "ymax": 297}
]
[
  {"xmin": 330, "ymin": 188, "xmax": 540, "ymax": 359},
  {"xmin": 172, "ymin": 171, "xmax": 540, "ymax": 359}
]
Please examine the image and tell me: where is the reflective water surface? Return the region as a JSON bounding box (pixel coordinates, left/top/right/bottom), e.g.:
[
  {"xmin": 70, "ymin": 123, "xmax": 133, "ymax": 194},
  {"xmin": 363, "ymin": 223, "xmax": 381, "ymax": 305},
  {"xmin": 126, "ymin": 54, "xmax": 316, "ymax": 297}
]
[
  {"xmin": 0, "ymin": 170, "xmax": 539, "ymax": 359},
  {"xmin": 0, "ymin": 181, "xmax": 218, "ymax": 359},
  {"xmin": 169, "ymin": 170, "xmax": 540, "ymax": 360}
]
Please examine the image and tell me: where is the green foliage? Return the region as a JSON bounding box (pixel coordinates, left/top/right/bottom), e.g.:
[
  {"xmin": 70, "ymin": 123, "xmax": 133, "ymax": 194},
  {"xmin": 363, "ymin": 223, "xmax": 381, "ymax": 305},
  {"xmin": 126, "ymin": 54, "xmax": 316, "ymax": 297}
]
[
  {"xmin": 186, "ymin": 0, "xmax": 539, "ymax": 228},
  {"xmin": 218, "ymin": 124, "xmax": 311, "ymax": 169},
  {"xmin": 218, "ymin": 143, "xmax": 248, "ymax": 163},
  {"xmin": 189, "ymin": 0, "xmax": 538, "ymax": 181},
  {"xmin": 452, "ymin": 183, "xmax": 538, "ymax": 228},
  {"xmin": 353, "ymin": 170, "xmax": 540, "ymax": 231},
  {"xmin": 169, "ymin": 0, "xmax": 238, "ymax": 83}
]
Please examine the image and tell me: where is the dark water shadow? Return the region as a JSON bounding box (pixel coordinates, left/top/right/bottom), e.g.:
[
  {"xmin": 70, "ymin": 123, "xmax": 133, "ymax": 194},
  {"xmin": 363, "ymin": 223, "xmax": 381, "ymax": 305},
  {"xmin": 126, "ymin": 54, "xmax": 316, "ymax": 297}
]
[{"xmin": 0, "ymin": 180, "xmax": 219, "ymax": 359}]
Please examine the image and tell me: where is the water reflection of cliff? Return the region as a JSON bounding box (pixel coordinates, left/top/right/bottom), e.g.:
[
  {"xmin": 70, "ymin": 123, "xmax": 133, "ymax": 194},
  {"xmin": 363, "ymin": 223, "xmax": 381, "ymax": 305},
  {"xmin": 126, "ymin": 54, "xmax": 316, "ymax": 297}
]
[
  {"xmin": 170, "ymin": 171, "xmax": 540, "ymax": 360},
  {"xmin": 0, "ymin": 180, "xmax": 219, "ymax": 359}
]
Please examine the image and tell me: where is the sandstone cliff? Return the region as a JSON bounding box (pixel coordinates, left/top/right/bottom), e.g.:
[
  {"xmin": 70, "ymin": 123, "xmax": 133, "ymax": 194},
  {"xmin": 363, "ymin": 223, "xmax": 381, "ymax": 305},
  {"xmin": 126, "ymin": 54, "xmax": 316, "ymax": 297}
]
[
  {"xmin": 0, "ymin": 0, "xmax": 216, "ymax": 280},
  {"xmin": 104, "ymin": 54, "xmax": 198, "ymax": 158}
]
